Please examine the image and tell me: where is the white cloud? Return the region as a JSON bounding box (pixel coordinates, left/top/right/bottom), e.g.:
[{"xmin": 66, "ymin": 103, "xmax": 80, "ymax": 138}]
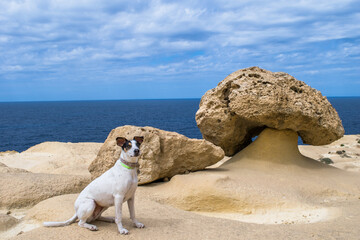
[
  {"xmin": 0, "ymin": 0, "xmax": 359, "ymax": 94},
  {"xmin": 1, "ymin": 65, "xmax": 23, "ymax": 72}
]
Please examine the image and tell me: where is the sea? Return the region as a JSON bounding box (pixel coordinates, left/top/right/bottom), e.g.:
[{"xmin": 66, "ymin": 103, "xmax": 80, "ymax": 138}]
[{"xmin": 0, "ymin": 97, "xmax": 359, "ymax": 152}]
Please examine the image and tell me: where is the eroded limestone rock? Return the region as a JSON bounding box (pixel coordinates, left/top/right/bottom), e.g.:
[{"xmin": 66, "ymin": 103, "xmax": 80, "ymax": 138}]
[
  {"xmin": 88, "ymin": 125, "xmax": 224, "ymax": 184},
  {"xmin": 196, "ymin": 67, "xmax": 344, "ymax": 155}
]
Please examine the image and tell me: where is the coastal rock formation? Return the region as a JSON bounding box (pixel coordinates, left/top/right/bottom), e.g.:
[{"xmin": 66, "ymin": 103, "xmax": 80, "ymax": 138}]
[
  {"xmin": 0, "ymin": 172, "xmax": 90, "ymax": 209},
  {"xmin": 4, "ymin": 135, "xmax": 360, "ymax": 239},
  {"xmin": 195, "ymin": 66, "xmax": 344, "ymax": 155},
  {"xmin": 150, "ymin": 128, "xmax": 360, "ymax": 224},
  {"xmin": 88, "ymin": 125, "xmax": 224, "ymax": 184},
  {"xmin": 2, "ymin": 142, "xmax": 102, "ymax": 176}
]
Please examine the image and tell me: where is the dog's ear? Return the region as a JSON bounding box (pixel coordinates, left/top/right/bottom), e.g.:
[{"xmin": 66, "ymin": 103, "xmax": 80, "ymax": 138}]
[
  {"xmin": 134, "ymin": 136, "xmax": 144, "ymax": 145},
  {"xmin": 116, "ymin": 137, "xmax": 128, "ymax": 147}
]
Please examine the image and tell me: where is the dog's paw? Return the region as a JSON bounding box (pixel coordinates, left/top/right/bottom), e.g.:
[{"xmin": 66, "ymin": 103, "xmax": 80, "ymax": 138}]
[
  {"xmin": 119, "ymin": 228, "xmax": 129, "ymax": 235},
  {"xmin": 89, "ymin": 225, "xmax": 98, "ymax": 231},
  {"xmin": 135, "ymin": 222, "xmax": 145, "ymax": 228}
]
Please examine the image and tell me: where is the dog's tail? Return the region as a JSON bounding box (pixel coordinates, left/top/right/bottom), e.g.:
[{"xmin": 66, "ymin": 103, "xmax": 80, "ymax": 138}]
[{"xmin": 43, "ymin": 213, "xmax": 77, "ymax": 227}]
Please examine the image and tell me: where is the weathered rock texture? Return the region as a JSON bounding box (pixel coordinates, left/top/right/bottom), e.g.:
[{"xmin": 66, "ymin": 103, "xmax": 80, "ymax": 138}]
[
  {"xmin": 0, "ymin": 214, "xmax": 19, "ymax": 231},
  {"xmin": 196, "ymin": 66, "xmax": 344, "ymax": 156},
  {"xmin": 0, "ymin": 172, "xmax": 90, "ymax": 209},
  {"xmin": 0, "ymin": 162, "xmax": 29, "ymax": 173},
  {"xmin": 150, "ymin": 128, "xmax": 360, "ymax": 223},
  {"xmin": 88, "ymin": 125, "xmax": 224, "ymax": 184},
  {"xmin": 0, "ymin": 142, "xmax": 102, "ymax": 177}
]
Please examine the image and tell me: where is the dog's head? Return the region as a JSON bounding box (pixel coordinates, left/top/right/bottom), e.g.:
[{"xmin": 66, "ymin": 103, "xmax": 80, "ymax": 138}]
[{"xmin": 116, "ymin": 136, "xmax": 144, "ymax": 158}]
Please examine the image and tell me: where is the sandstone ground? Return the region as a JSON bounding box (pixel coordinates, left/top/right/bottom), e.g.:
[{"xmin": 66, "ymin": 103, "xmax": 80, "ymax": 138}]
[{"xmin": 1, "ymin": 136, "xmax": 360, "ymax": 240}]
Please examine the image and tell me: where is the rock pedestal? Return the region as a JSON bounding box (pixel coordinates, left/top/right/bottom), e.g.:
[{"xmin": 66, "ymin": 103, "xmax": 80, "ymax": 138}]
[{"xmin": 149, "ymin": 128, "xmax": 360, "ymax": 222}]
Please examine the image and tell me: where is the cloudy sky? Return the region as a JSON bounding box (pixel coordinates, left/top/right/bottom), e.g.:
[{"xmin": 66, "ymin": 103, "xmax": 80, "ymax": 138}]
[{"xmin": 0, "ymin": 0, "xmax": 359, "ymax": 101}]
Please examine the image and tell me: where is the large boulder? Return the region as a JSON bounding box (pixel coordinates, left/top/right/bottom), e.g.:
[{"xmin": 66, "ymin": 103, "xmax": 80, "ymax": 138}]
[
  {"xmin": 88, "ymin": 125, "xmax": 224, "ymax": 184},
  {"xmin": 196, "ymin": 66, "xmax": 344, "ymax": 156}
]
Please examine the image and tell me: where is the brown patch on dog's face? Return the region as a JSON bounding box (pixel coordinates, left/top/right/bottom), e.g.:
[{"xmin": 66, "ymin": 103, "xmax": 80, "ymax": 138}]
[{"xmin": 122, "ymin": 141, "xmax": 133, "ymax": 152}]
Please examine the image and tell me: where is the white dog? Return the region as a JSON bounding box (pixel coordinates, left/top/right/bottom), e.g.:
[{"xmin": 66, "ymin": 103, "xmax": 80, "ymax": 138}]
[{"xmin": 43, "ymin": 136, "xmax": 145, "ymax": 235}]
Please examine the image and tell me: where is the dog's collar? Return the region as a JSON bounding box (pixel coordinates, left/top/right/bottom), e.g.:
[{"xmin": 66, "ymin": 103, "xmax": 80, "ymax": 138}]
[{"xmin": 120, "ymin": 158, "xmax": 139, "ymax": 169}]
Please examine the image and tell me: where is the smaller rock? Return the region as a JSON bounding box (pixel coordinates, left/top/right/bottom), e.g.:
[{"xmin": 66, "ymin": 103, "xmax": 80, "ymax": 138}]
[
  {"xmin": 319, "ymin": 158, "xmax": 334, "ymax": 165},
  {"xmin": 163, "ymin": 177, "xmax": 169, "ymax": 182},
  {"xmin": 335, "ymin": 150, "xmax": 351, "ymax": 158},
  {"xmin": 89, "ymin": 126, "xmax": 224, "ymax": 184},
  {"xmin": 6, "ymin": 211, "xmax": 11, "ymax": 215}
]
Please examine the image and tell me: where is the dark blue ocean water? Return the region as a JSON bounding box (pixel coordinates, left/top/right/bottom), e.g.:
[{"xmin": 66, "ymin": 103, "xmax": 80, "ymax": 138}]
[{"xmin": 0, "ymin": 97, "xmax": 359, "ymax": 152}]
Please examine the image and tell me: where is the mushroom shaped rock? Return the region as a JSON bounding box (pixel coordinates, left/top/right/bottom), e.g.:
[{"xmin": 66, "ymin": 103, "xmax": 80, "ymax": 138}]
[
  {"xmin": 196, "ymin": 66, "xmax": 344, "ymax": 156},
  {"xmin": 88, "ymin": 125, "xmax": 224, "ymax": 184}
]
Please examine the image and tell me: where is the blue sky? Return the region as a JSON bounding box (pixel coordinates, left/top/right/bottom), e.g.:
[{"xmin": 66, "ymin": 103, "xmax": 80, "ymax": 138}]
[{"xmin": 0, "ymin": 0, "xmax": 359, "ymax": 102}]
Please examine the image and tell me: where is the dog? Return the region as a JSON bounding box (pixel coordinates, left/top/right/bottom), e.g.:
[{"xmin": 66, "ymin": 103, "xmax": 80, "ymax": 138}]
[{"xmin": 43, "ymin": 136, "xmax": 145, "ymax": 235}]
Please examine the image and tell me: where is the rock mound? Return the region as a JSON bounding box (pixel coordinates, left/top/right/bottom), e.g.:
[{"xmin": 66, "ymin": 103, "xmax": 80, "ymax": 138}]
[
  {"xmin": 196, "ymin": 67, "xmax": 344, "ymax": 155},
  {"xmin": 25, "ymin": 194, "xmax": 77, "ymax": 224},
  {"xmin": 0, "ymin": 172, "xmax": 89, "ymax": 209},
  {"xmin": 150, "ymin": 128, "xmax": 360, "ymax": 224},
  {"xmin": 88, "ymin": 125, "xmax": 224, "ymax": 184},
  {"xmin": 0, "ymin": 142, "xmax": 102, "ymax": 176}
]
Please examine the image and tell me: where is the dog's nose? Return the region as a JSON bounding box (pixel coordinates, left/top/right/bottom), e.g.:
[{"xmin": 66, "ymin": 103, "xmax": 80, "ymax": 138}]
[{"xmin": 134, "ymin": 149, "xmax": 140, "ymax": 155}]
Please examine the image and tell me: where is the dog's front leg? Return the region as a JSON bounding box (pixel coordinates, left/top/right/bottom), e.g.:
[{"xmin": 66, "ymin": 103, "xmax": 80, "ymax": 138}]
[
  {"xmin": 128, "ymin": 196, "xmax": 145, "ymax": 228},
  {"xmin": 114, "ymin": 194, "xmax": 128, "ymax": 235}
]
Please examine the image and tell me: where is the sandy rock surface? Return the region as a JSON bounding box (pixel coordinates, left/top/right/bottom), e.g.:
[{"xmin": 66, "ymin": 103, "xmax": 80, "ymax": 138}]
[
  {"xmin": 0, "ymin": 172, "xmax": 90, "ymax": 209},
  {"xmin": 300, "ymin": 134, "xmax": 360, "ymax": 172},
  {"xmin": 0, "ymin": 142, "xmax": 102, "ymax": 176},
  {"xmin": 8, "ymin": 177, "xmax": 360, "ymax": 240},
  {"xmin": 0, "ymin": 163, "xmax": 29, "ymax": 173},
  {"xmin": 196, "ymin": 67, "xmax": 344, "ymax": 155},
  {"xmin": 89, "ymin": 125, "xmax": 224, "ymax": 184},
  {"xmin": 0, "ymin": 214, "xmax": 19, "ymax": 232},
  {"xmin": 1, "ymin": 135, "xmax": 360, "ymax": 239},
  {"xmin": 146, "ymin": 129, "xmax": 360, "ymax": 225}
]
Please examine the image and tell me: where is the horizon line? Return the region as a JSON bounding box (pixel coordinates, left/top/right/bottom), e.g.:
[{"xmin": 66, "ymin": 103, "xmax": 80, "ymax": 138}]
[{"xmin": 1, "ymin": 96, "xmax": 360, "ymax": 103}]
